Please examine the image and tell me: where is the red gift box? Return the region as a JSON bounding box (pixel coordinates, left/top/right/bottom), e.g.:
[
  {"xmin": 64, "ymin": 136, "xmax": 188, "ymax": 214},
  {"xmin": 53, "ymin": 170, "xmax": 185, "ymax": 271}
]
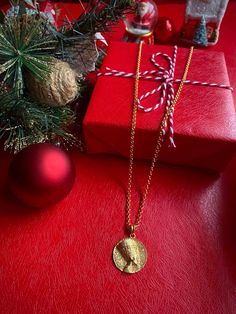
[{"xmin": 83, "ymin": 42, "xmax": 236, "ymax": 172}]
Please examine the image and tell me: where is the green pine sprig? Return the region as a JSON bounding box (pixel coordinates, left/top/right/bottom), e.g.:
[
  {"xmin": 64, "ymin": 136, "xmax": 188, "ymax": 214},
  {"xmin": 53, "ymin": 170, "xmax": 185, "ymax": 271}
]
[
  {"xmin": 61, "ymin": 0, "xmax": 134, "ymax": 39},
  {"xmin": 0, "ymin": 87, "xmax": 78, "ymax": 153},
  {"xmin": 0, "ymin": 13, "xmax": 57, "ymax": 95}
]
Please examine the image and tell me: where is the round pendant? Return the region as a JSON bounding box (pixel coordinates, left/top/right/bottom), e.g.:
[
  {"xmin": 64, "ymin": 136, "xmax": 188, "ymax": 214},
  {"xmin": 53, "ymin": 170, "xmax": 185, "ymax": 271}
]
[{"xmin": 113, "ymin": 237, "xmax": 147, "ymax": 274}]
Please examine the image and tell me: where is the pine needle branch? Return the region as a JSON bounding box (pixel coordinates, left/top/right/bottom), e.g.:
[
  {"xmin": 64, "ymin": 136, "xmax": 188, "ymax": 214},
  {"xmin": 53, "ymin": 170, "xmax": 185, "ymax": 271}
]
[
  {"xmin": 61, "ymin": 0, "xmax": 134, "ymax": 39},
  {"xmin": 0, "ymin": 13, "xmax": 57, "ymax": 95},
  {"xmin": 0, "ymin": 88, "xmax": 78, "ymax": 153}
]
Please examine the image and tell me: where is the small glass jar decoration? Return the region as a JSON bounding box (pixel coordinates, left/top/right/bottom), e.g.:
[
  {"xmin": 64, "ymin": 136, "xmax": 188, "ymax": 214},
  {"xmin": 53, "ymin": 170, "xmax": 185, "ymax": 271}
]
[{"xmin": 123, "ymin": 0, "xmax": 158, "ymax": 44}]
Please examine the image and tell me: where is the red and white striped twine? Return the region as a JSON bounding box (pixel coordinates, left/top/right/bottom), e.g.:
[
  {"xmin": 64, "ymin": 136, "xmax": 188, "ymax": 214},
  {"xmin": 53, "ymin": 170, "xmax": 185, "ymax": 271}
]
[{"xmin": 98, "ymin": 46, "xmax": 233, "ymax": 147}]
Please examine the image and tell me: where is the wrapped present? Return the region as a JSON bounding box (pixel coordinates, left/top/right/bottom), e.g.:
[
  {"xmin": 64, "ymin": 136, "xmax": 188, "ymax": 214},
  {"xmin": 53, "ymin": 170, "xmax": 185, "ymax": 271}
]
[{"xmin": 83, "ymin": 41, "xmax": 236, "ymax": 172}]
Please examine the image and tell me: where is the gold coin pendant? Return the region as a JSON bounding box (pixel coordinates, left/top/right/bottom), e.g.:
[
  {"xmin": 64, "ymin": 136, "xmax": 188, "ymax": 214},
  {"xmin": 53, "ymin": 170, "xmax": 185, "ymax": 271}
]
[{"xmin": 113, "ymin": 237, "xmax": 147, "ymax": 274}]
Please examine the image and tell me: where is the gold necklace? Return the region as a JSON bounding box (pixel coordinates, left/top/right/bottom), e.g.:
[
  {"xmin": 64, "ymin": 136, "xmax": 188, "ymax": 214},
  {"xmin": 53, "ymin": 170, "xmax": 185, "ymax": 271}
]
[{"xmin": 113, "ymin": 42, "xmax": 194, "ymax": 274}]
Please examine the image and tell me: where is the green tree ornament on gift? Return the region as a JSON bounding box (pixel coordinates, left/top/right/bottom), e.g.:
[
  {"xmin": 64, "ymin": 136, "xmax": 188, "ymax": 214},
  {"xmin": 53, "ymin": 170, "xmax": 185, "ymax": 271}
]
[{"xmin": 193, "ymin": 16, "xmax": 208, "ymax": 46}]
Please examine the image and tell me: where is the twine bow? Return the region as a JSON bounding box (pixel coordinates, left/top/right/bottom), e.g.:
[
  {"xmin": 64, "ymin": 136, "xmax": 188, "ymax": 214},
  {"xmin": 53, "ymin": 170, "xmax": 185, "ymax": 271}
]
[{"xmin": 98, "ymin": 46, "xmax": 233, "ymax": 147}]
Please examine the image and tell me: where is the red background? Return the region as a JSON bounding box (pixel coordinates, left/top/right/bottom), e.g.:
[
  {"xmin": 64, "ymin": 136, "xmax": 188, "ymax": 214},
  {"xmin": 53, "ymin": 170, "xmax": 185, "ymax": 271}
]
[{"xmin": 0, "ymin": 1, "xmax": 236, "ymax": 313}]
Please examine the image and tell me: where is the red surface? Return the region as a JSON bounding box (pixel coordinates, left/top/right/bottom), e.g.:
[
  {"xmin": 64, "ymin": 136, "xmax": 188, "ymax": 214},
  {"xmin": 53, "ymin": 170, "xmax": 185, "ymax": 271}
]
[
  {"xmin": 0, "ymin": 1, "xmax": 236, "ymax": 314},
  {"xmin": 84, "ymin": 42, "xmax": 236, "ymax": 172}
]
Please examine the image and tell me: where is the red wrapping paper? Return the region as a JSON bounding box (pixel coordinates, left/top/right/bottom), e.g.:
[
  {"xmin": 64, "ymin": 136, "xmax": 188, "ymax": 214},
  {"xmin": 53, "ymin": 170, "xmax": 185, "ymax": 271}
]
[{"xmin": 83, "ymin": 42, "xmax": 236, "ymax": 172}]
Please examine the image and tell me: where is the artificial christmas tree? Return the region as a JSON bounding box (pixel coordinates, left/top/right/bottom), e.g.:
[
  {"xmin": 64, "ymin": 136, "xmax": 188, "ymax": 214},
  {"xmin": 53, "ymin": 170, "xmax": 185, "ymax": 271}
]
[
  {"xmin": 0, "ymin": 0, "xmax": 133, "ymax": 153},
  {"xmin": 181, "ymin": 0, "xmax": 229, "ymax": 45},
  {"xmin": 193, "ymin": 16, "xmax": 208, "ymax": 46}
]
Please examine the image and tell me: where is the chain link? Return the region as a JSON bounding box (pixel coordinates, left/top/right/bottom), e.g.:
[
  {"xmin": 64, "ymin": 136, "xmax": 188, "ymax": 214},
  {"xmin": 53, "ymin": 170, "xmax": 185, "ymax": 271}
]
[{"xmin": 126, "ymin": 42, "xmax": 194, "ymax": 236}]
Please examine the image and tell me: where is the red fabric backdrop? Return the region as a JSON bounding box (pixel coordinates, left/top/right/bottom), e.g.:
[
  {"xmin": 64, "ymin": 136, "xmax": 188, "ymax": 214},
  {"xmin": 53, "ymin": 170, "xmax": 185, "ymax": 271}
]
[{"xmin": 0, "ymin": 1, "xmax": 236, "ymax": 314}]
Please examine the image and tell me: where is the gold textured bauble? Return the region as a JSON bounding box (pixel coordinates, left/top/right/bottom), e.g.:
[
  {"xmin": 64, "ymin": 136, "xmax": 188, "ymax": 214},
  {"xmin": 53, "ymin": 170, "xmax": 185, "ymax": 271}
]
[
  {"xmin": 113, "ymin": 238, "xmax": 147, "ymax": 274},
  {"xmin": 27, "ymin": 59, "xmax": 78, "ymax": 106}
]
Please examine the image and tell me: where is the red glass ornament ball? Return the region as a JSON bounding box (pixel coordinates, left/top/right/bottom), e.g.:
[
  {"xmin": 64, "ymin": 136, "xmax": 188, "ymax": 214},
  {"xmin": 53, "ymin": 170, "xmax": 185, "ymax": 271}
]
[
  {"xmin": 8, "ymin": 143, "xmax": 76, "ymax": 208},
  {"xmin": 154, "ymin": 17, "xmax": 175, "ymax": 43}
]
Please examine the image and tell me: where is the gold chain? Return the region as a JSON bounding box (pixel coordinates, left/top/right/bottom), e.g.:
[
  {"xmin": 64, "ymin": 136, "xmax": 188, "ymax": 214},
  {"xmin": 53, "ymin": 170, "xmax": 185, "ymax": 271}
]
[{"xmin": 126, "ymin": 42, "xmax": 194, "ymax": 237}]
